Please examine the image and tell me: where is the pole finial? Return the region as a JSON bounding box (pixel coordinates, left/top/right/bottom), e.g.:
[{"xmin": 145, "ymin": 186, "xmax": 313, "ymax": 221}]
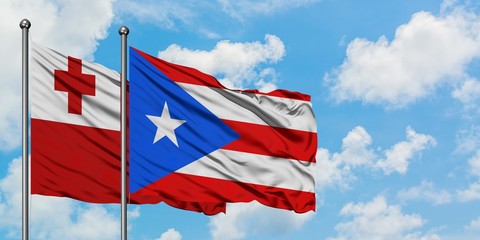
[
  {"xmin": 119, "ymin": 26, "xmax": 129, "ymax": 36},
  {"xmin": 19, "ymin": 19, "xmax": 31, "ymax": 29}
]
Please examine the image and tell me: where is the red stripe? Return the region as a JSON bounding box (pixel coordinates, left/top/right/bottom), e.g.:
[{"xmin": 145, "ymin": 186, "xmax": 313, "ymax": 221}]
[
  {"xmin": 132, "ymin": 47, "xmax": 311, "ymax": 101},
  {"xmin": 31, "ymin": 118, "xmax": 121, "ymax": 203},
  {"xmin": 131, "ymin": 172, "xmax": 316, "ymax": 214},
  {"xmin": 31, "ymin": 111, "xmax": 315, "ymax": 214},
  {"xmin": 222, "ymin": 120, "xmax": 317, "ymax": 162}
]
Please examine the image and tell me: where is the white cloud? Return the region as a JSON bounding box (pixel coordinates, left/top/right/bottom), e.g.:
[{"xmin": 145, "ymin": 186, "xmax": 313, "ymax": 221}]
[
  {"xmin": 33, "ymin": 203, "xmax": 119, "ymax": 240},
  {"xmin": 209, "ymin": 202, "xmax": 314, "ymax": 240},
  {"xmin": 116, "ymin": 0, "xmax": 318, "ymax": 38},
  {"xmin": 117, "ymin": 0, "xmax": 318, "ymax": 26},
  {"xmin": 328, "ymin": 196, "xmax": 432, "ymax": 240},
  {"xmin": 0, "ymin": 0, "xmax": 115, "ymax": 151},
  {"xmin": 0, "ymin": 158, "xmax": 23, "ymax": 233},
  {"xmin": 397, "ymin": 180, "xmax": 452, "ymax": 205},
  {"xmin": 457, "ymin": 182, "xmax": 480, "ymax": 202},
  {"xmin": 316, "ymin": 126, "xmax": 436, "ymax": 190},
  {"xmin": 339, "ymin": 126, "xmax": 376, "ymax": 167},
  {"xmin": 440, "ymin": 0, "xmax": 460, "ymax": 13},
  {"xmin": 403, "ymin": 232, "xmax": 442, "ymax": 240},
  {"xmin": 0, "ymin": 158, "xmax": 120, "ymax": 239},
  {"xmin": 126, "ymin": 206, "xmax": 141, "ymax": 232},
  {"xmin": 127, "ymin": 206, "xmax": 140, "ymax": 219},
  {"xmin": 455, "ymin": 125, "xmax": 480, "ymax": 154},
  {"xmin": 326, "ymin": 7, "xmax": 480, "ymax": 108},
  {"xmin": 375, "ymin": 127, "xmax": 436, "ymax": 175},
  {"xmin": 315, "ymin": 148, "xmax": 353, "ymax": 190},
  {"xmin": 158, "ymin": 34, "xmax": 285, "ymax": 91},
  {"xmin": 465, "ymin": 217, "xmax": 480, "ymax": 233},
  {"xmin": 434, "ymin": 216, "xmax": 480, "ymax": 239},
  {"xmin": 452, "ymin": 78, "xmax": 480, "ymax": 111},
  {"xmin": 217, "ymin": 0, "xmax": 319, "ymax": 21},
  {"xmin": 468, "ymin": 150, "xmax": 480, "ymax": 177},
  {"xmin": 6, "ymin": 0, "xmax": 114, "ymax": 59},
  {"xmin": 315, "ymin": 126, "xmax": 375, "ymax": 190},
  {"xmin": 456, "ymin": 149, "xmax": 480, "ymax": 202},
  {"xmin": 155, "ymin": 228, "xmax": 182, "ymax": 240},
  {"xmin": 115, "ymin": 0, "xmax": 194, "ymax": 29}
]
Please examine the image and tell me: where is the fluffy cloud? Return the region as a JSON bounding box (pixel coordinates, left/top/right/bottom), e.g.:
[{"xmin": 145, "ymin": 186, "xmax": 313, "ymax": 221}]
[
  {"xmin": 328, "ymin": 196, "xmax": 436, "ymax": 240},
  {"xmin": 155, "ymin": 228, "xmax": 182, "ymax": 240},
  {"xmin": 315, "ymin": 148, "xmax": 354, "ymax": 190},
  {"xmin": 315, "ymin": 126, "xmax": 375, "ymax": 190},
  {"xmin": 0, "ymin": 0, "xmax": 115, "ymax": 151},
  {"xmin": 468, "ymin": 150, "xmax": 480, "ymax": 177},
  {"xmin": 456, "ymin": 150, "xmax": 480, "ymax": 202},
  {"xmin": 452, "ymin": 78, "xmax": 480, "ymax": 112},
  {"xmin": 117, "ymin": 0, "xmax": 318, "ymax": 30},
  {"xmin": 158, "ymin": 34, "xmax": 285, "ymax": 91},
  {"xmin": 0, "ymin": 158, "xmax": 119, "ymax": 239},
  {"xmin": 209, "ymin": 202, "xmax": 314, "ymax": 240},
  {"xmin": 397, "ymin": 180, "xmax": 452, "ymax": 205},
  {"xmin": 465, "ymin": 217, "xmax": 480, "ymax": 233},
  {"xmin": 32, "ymin": 203, "xmax": 119, "ymax": 240},
  {"xmin": 457, "ymin": 182, "xmax": 480, "ymax": 202},
  {"xmin": 375, "ymin": 127, "xmax": 436, "ymax": 175},
  {"xmin": 217, "ymin": 0, "xmax": 318, "ymax": 21},
  {"xmin": 338, "ymin": 126, "xmax": 376, "ymax": 167},
  {"xmin": 455, "ymin": 125, "xmax": 480, "ymax": 154},
  {"xmin": 115, "ymin": 0, "xmax": 195, "ymax": 29},
  {"xmin": 326, "ymin": 7, "xmax": 480, "ymax": 108},
  {"xmin": 316, "ymin": 126, "xmax": 436, "ymax": 190},
  {"xmin": 0, "ymin": 158, "xmax": 23, "ymax": 236}
]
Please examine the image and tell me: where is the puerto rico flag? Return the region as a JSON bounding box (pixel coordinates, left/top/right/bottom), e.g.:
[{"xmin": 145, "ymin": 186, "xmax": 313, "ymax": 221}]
[
  {"xmin": 129, "ymin": 48, "xmax": 317, "ymax": 214},
  {"xmin": 30, "ymin": 42, "xmax": 227, "ymax": 212}
]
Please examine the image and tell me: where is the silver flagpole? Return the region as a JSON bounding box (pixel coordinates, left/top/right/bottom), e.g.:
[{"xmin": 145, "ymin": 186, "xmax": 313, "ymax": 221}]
[
  {"xmin": 19, "ymin": 18, "xmax": 31, "ymax": 240},
  {"xmin": 119, "ymin": 25, "xmax": 129, "ymax": 240}
]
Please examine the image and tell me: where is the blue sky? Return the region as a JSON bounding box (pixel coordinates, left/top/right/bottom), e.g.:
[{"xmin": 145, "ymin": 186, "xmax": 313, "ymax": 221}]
[{"xmin": 1, "ymin": 0, "xmax": 480, "ymax": 239}]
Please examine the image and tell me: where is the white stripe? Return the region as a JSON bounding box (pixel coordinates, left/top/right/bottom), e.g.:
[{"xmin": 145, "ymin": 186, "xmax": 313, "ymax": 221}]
[
  {"xmin": 176, "ymin": 149, "xmax": 315, "ymax": 192},
  {"xmin": 178, "ymin": 83, "xmax": 316, "ymax": 132},
  {"xmin": 31, "ymin": 42, "xmax": 120, "ymax": 130}
]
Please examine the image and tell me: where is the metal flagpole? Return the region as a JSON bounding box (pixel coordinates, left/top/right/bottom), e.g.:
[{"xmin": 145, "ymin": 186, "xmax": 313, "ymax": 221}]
[
  {"xmin": 20, "ymin": 18, "xmax": 31, "ymax": 240},
  {"xmin": 119, "ymin": 25, "xmax": 129, "ymax": 240}
]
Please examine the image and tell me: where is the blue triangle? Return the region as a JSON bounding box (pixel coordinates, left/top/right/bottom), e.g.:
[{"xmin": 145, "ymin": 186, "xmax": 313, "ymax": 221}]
[{"xmin": 129, "ymin": 49, "xmax": 239, "ymax": 193}]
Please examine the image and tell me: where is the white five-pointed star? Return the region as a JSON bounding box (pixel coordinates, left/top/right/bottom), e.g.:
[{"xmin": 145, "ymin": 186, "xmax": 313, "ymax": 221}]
[{"xmin": 146, "ymin": 102, "xmax": 186, "ymax": 147}]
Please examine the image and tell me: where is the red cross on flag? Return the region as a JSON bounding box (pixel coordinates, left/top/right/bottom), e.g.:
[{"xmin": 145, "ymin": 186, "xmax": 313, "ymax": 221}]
[
  {"xmin": 30, "ymin": 42, "xmax": 122, "ymax": 202},
  {"xmin": 53, "ymin": 56, "xmax": 96, "ymax": 115}
]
